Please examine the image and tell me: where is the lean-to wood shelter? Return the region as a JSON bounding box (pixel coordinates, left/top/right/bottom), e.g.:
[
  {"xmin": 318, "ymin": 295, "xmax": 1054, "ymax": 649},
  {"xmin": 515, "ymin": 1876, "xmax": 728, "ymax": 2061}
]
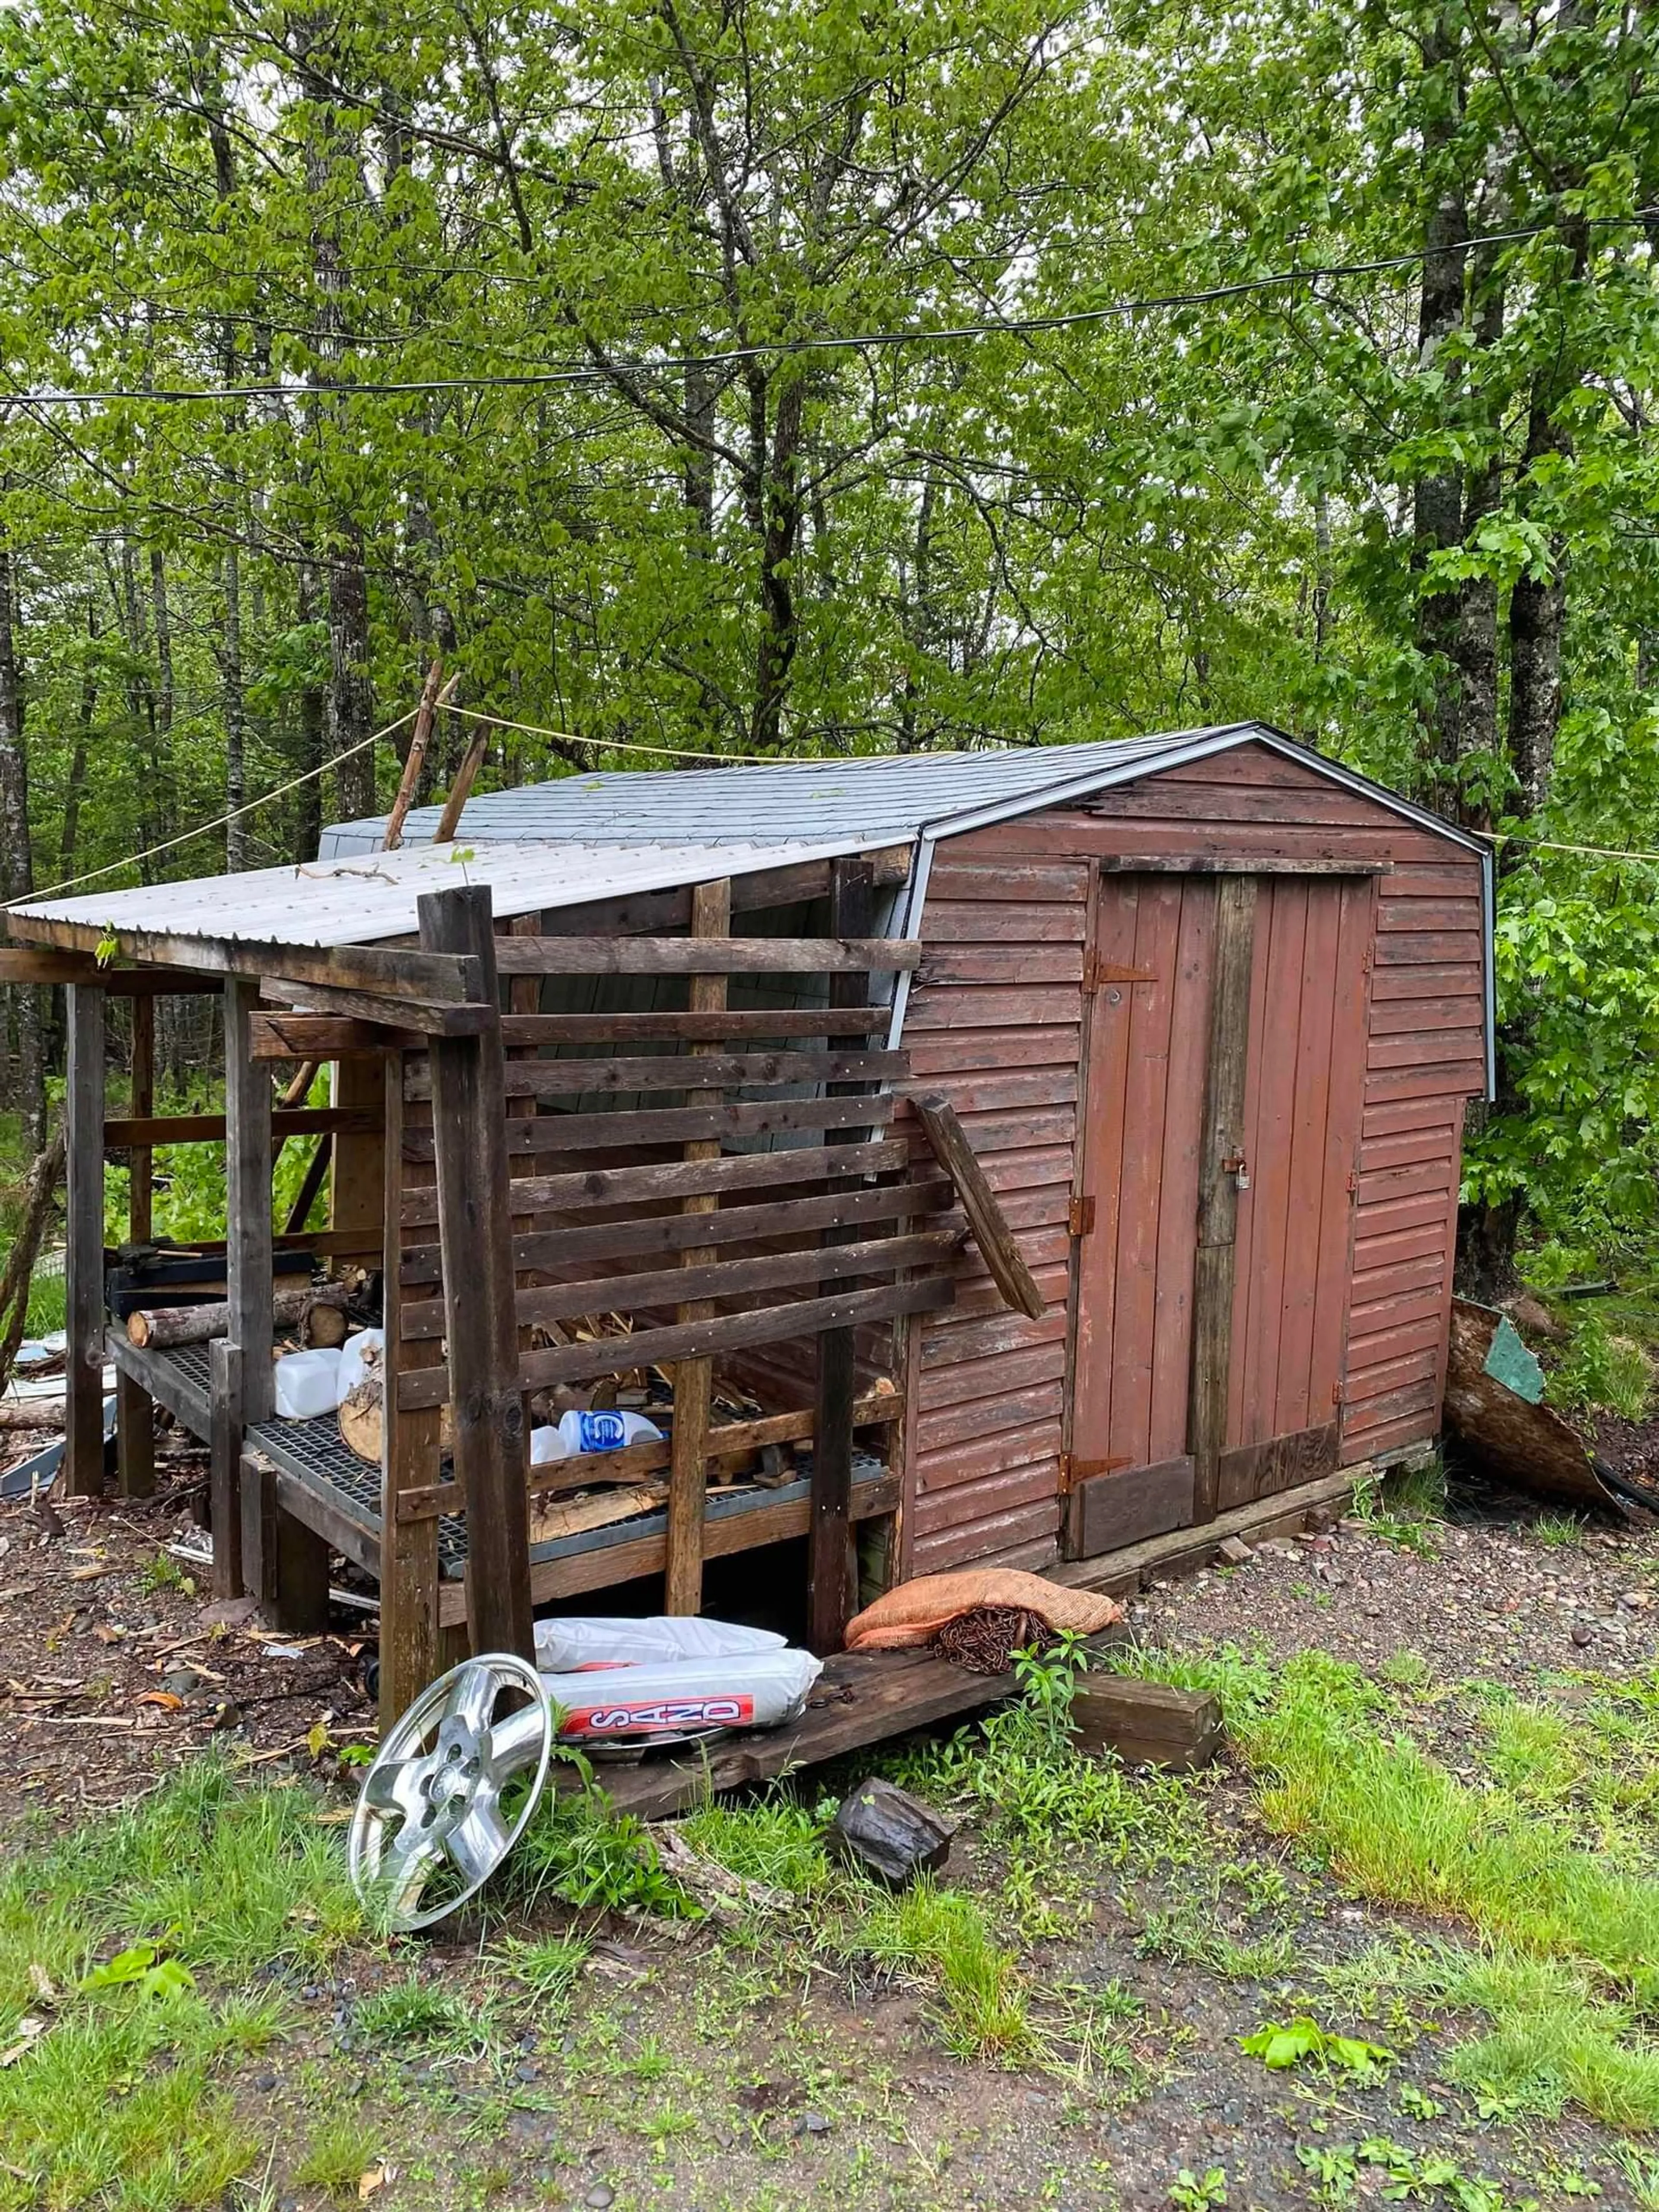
[{"xmin": 4, "ymin": 722, "xmax": 1493, "ymax": 1732}]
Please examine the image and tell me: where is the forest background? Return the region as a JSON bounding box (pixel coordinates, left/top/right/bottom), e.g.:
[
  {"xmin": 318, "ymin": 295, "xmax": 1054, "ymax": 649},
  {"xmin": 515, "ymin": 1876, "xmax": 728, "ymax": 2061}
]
[{"xmin": 0, "ymin": 0, "xmax": 1655, "ymax": 1287}]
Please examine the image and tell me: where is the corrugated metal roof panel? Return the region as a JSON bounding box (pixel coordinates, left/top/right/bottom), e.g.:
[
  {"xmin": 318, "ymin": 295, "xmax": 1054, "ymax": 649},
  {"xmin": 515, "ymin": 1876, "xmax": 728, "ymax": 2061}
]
[
  {"xmin": 318, "ymin": 729, "xmax": 1214, "ymax": 857},
  {"xmin": 12, "ymin": 837, "xmax": 863, "ymax": 948}
]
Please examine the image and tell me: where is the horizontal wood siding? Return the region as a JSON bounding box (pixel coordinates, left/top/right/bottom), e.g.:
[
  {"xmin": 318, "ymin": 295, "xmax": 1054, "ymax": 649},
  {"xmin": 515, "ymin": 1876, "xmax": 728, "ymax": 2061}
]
[
  {"xmin": 903, "ymin": 852, "xmax": 1090, "ymax": 1573},
  {"xmin": 901, "ymin": 742, "xmax": 1487, "ymax": 1572}
]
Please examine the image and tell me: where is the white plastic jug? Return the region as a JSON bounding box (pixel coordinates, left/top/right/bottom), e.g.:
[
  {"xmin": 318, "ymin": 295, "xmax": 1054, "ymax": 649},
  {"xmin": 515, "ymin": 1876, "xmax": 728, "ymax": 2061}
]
[
  {"xmin": 337, "ymin": 1328, "xmax": 385, "ymax": 1401},
  {"xmin": 272, "ymin": 1345, "xmax": 343, "ymax": 1420},
  {"xmin": 557, "ymin": 1408, "xmax": 664, "ymax": 1456},
  {"xmin": 528, "ymin": 1425, "xmax": 570, "ymax": 1467}
]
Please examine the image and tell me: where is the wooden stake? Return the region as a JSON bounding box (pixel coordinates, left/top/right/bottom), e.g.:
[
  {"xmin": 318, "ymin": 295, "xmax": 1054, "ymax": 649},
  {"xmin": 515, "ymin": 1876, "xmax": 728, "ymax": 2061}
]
[
  {"xmin": 665, "ymin": 877, "xmax": 731, "ymax": 1616},
  {"xmin": 384, "ymin": 660, "xmax": 447, "ymax": 851},
  {"xmin": 64, "ymin": 983, "xmax": 107, "ymax": 1498},
  {"xmin": 1188, "ymin": 875, "xmax": 1258, "ymax": 1523},
  {"xmin": 434, "ymin": 717, "xmax": 493, "ymax": 843},
  {"xmin": 418, "ymin": 884, "xmax": 533, "ymax": 1665},
  {"xmin": 209, "ymin": 1337, "xmax": 243, "ymax": 1600}
]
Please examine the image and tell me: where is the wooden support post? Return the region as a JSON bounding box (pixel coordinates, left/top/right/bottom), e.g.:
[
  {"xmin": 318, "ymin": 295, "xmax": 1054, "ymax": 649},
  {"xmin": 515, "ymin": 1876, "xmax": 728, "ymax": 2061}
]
[
  {"xmin": 225, "ymin": 979, "xmax": 274, "ymax": 1424},
  {"xmin": 1188, "ymin": 875, "xmax": 1258, "ymax": 1524},
  {"xmin": 665, "ymin": 878, "xmax": 731, "ymax": 1616},
  {"xmin": 379, "ymin": 1050, "xmax": 444, "ymax": 1720},
  {"xmin": 211, "ymin": 978, "xmax": 273, "ymax": 1597},
  {"xmin": 209, "ymin": 1337, "xmax": 243, "ymax": 1599},
  {"xmin": 418, "ymin": 885, "xmax": 533, "ymax": 1665},
  {"xmin": 243, "ymin": 1452, "xmax": 329, "ymax": 1633},
  {"xmin": 809, "ymin": 858, "xmax": 874, "ymax": 1655},
  {"xmin": 117, "ymin": 993, "xmax": 156, "ymax": 1497},
  {"xmin": 64, "ymin": 982, "xmax": 108, "ymax": 1497}
]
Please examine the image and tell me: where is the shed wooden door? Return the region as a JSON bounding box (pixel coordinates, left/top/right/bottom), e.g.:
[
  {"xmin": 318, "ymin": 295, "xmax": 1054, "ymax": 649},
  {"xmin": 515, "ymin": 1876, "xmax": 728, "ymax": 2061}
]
[
  {"xmin": 1068, "ymin": 872, "xmax": 1371, "ymax": 1555},
  {"xmin": 1216, "ymin": 875, "xmax": 1373, "ymax": 1511}
]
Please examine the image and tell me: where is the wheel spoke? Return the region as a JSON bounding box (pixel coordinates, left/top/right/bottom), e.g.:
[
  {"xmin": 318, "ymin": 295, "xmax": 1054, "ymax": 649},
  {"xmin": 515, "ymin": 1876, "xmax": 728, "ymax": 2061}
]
[
  {"xmin": 377, "ymin": 1821, "xmax": 449, "ymax": 1921},
  {"xmin": 481, "ymin": 1701, "xmax": 547, "ymax": 1786},
  {"xmin": 443, "ymin": 1664, "xmax": 502, "ymax": 1738},
  {"xmin": 363, "ymin": 1754, "xmax": 429, "ymax": 1819},
  {"xmin": 445, "ymin": 1800, "xmax": 510, "ymax": 1888}
]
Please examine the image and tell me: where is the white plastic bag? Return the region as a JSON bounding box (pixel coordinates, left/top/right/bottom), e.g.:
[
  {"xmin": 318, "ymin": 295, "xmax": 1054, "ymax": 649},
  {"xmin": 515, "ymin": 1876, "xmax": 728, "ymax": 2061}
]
[
  {"xmin": 337, "ymin": 1328, "xmax": 385, "ymax": 1401},
  {"xmin": 538, "ymin": 1648, "xmax": 821, "ymax": 1740},
  {"xmin": 273, "ymin": 1345, "xmax": 343, "ymax": 1420},
  {"xmin": 533, "ymin": 1614, "xmax": 786, "ymax": 1671},
  {"xmin": 557, "ymin": 1408, "xmax": 664, "ymax": 1455}
]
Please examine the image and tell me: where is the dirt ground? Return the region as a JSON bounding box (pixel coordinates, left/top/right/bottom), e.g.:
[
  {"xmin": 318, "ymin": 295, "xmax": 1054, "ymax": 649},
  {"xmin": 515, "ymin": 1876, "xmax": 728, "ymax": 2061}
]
[
  {"xmin": 0, "ymin": 1451, "xmax": 375, "ymax": 1827},
  {"xmin": 3, "ymin": 1457, "xmax": 1658, "ymax": 2212}
]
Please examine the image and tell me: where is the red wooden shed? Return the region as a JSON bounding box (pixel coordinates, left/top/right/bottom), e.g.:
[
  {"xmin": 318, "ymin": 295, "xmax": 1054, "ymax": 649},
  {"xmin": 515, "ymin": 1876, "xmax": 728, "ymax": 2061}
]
[{"xmin": 8, "ymin": 720, "xmax": 1491, "ymax": 1755}]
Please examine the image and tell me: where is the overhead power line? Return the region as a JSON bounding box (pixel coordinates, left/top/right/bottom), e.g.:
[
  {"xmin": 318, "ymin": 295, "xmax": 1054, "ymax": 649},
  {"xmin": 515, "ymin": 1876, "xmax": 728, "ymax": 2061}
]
[{"xmin": 6, "ymin": 209, "xmax": 1653, "ymax": 411}]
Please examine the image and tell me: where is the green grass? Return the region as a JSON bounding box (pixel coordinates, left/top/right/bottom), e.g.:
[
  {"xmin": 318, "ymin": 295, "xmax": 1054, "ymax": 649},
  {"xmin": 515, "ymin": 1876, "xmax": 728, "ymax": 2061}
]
[
  {"xmin": 354, "ymin": 1976, "xmax": 486, "ymax": 2047},
  {"xmin": 1123, "ymin": 1646, "xmax": 1659, "ymax": 2127},
  {"xmin": 1532, "ymin": 1510, "xmax": 1585, "ymax": 1548},
  {"xmin": 851, "ymin": 1882, "xmax": 1034, "ymax": 2063},
  {"xmin": 293, "ymin": 2113, "xmax": 382, "ymax": 2203},
  {"xmin": 680, "ymin": 1792, "xmax": 835, "ymax": 1896},
  {"xmin": 1546, "ymin": 1309, "xmax": 1652, "ymax": 1422},
  {"xmin": 0, "ymin": 1757, "xmax": 363, "ymax": 2210}
]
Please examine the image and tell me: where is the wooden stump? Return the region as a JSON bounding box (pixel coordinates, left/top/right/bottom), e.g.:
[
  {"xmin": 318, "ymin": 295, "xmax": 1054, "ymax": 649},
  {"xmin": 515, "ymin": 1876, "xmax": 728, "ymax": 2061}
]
[{"xmin": 829, "ymin": 1776, "xmax": 954, "ymax": 1884}]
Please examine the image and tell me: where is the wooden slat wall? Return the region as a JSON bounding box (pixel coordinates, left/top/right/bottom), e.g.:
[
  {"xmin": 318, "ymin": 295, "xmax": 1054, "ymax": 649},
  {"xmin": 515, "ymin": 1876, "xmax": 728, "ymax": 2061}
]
[{"xmin": 902, "ymin": 741, "xmax": 1488, "ymax": 1573}]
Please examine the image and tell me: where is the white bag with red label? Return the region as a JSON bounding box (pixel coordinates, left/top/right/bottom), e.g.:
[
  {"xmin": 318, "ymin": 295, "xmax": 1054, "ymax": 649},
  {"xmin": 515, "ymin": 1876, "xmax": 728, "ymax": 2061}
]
[
  {"xmin": 533, "ymin": 1614, "xmax": 786, "ymax": 1672},
  {"xmin": 537, "ymin": 1648, "xmax": 822, "ymax": 1741}
]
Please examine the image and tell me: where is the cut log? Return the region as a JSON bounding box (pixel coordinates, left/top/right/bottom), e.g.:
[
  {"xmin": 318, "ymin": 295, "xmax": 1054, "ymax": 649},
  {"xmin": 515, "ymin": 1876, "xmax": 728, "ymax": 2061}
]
[
  {"xmin": 127, "ymin": 1283, "xmax": 350, "ymax": 1351},
  {"xmin": 1070, "ymin": 1676, "xmax": 1224, "ymax": 1771},
  {"xmin": 0, "ymin": 1399, "xmax": 67, "ymax": 1430},
  {"xmin": 1444, "ymin": 1297, "xmax": 1627, "ymax": 1513},
  {"xmin": 302, "ymin": 1299, "xmax": 349, "ymax": 1349},
  {"xmin": 528, "ymin": 1484, "xmax": 667, "ymax": 1545},
  {"xmin": 829, "ymin": 1776, "xmax": 954, "ymax": 1885}
]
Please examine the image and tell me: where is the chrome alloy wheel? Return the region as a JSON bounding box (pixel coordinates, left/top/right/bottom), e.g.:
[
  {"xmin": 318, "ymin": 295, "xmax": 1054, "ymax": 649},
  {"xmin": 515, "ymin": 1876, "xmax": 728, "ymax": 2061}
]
[{"xmin": 348, "ymin": 1652, "xmax": 551, "ymax": 1931}]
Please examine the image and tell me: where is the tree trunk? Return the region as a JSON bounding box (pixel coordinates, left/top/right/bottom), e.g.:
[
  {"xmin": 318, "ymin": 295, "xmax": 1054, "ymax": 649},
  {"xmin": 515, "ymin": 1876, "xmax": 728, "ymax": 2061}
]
[
  {"xmin": 0, "ymin": 504, "xmax": 44, "ymax": 1152},
  {"xmin": 328, "ymin": 534, "xmax": 377, "ymax": 821},
  {"xmin": 295, "ymin": 555, "xmax": 327, "ymax": 861},
  {"xmin": 224, "ymin": 543, "xmax": 248, "ymax": 868},
  {"xmin": 750, "ymin": 374, "xmax": 804, "ymax": 754},
  {"xmin": 1411, "ymin": 13, "xmax": 1468, "ymax": 815}
]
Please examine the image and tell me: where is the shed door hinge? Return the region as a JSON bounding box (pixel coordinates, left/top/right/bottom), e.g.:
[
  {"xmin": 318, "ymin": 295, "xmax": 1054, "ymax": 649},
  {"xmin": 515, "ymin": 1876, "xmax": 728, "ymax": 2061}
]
[
  {"xmin": 1347, "ymin": 1169, "xmax": 1360, "ymax": 1195},
  {"xmin": 1069, "ymin": 1193, "xmax": 1096, "ymax": 1238},
  {"xmin": 1060, "ymin": 1451, "xmax": 1131, "ymax": 1490},
  {"xmin": 1082, "ymin": 950, "xmax": 1156, "ymax": 993},
  {"xmin": 1332, "ymin": 1380, "xmax": 1346, "ymax": 1406}
]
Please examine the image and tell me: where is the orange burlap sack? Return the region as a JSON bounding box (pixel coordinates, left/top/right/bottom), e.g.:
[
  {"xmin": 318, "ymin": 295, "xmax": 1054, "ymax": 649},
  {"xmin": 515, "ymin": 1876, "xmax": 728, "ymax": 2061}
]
[{"xmin": 844, "ymin": 1569, "xmax": 1122, "ymax": 1651}]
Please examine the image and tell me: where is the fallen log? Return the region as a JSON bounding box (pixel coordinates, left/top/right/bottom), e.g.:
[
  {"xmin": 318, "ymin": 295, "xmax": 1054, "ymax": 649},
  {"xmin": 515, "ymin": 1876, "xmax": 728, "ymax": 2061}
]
[
  {"xmin": 127, "ymin": 1283, "xmax": 349, "ymax": 1350},
  {"xmin": 0, "ymin": 1399, "xmax": 67, "ymax": 1431},
  {"xmin": 1443, "ymin": 1297, "xmax": 1630, "ymax": 1515}
]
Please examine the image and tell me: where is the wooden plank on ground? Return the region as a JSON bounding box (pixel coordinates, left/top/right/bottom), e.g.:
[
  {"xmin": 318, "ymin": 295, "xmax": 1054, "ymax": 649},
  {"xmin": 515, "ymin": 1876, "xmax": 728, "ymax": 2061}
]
[
  {"xmin": 1071, "ymin": 1676, "xmax": 1224, "ymax": 1769},
  {"xmin": 555, "ymin": 1646, "xmax": 1024, "ymax": 1820}
]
